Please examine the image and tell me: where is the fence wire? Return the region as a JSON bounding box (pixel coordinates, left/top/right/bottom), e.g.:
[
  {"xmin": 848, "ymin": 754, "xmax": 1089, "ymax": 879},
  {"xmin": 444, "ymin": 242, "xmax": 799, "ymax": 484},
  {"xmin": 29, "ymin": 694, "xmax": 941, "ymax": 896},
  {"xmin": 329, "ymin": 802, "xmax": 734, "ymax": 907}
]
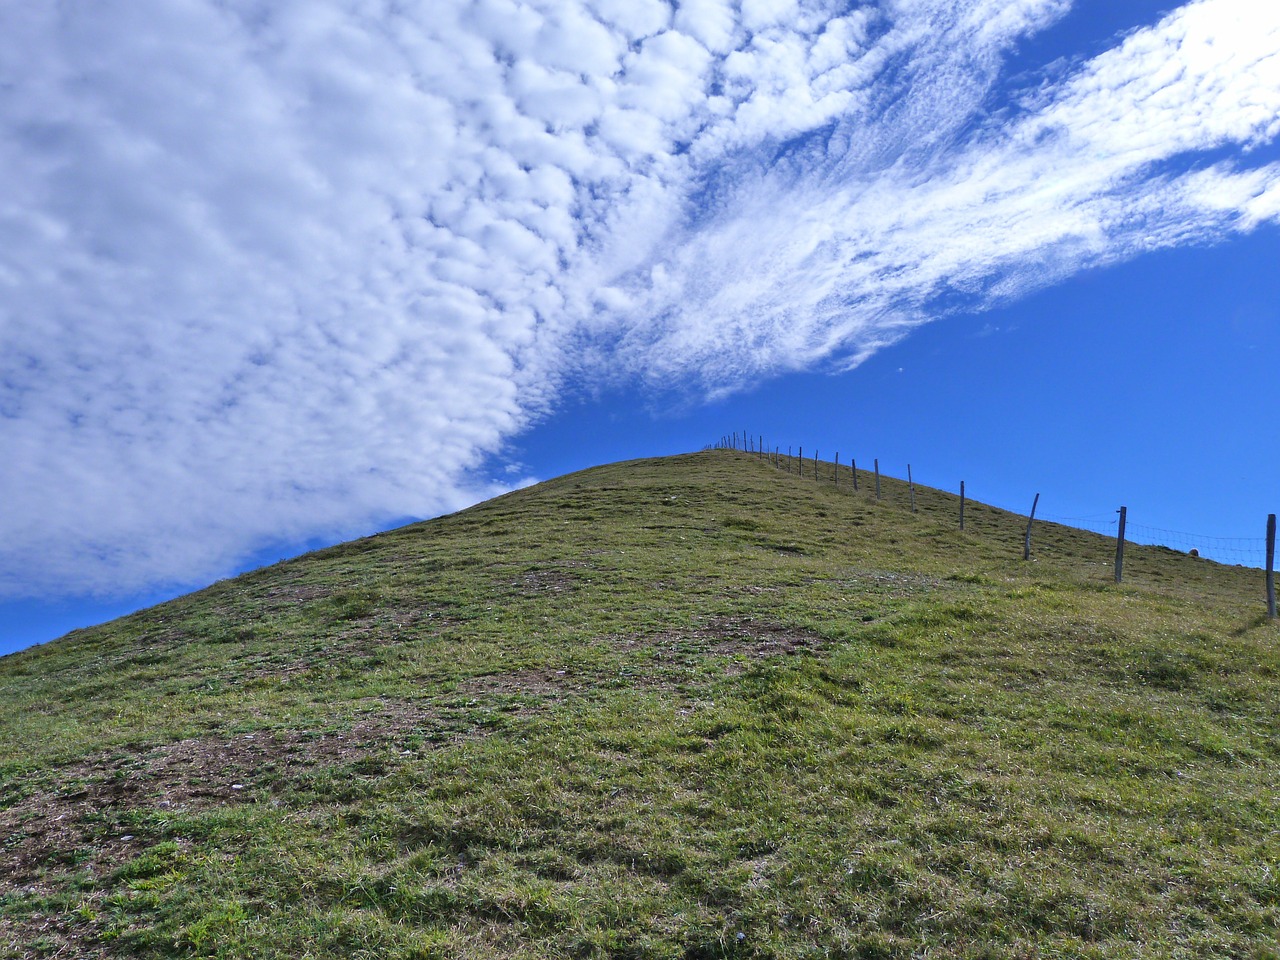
[
  {"xmin": 1041, "ymin": 513, "xmax": 1269, "ymax": 568},
  {"xmin": 1124, "ymin": 523, "xmax": 1267, "ymax": 568},
  {"xmin": 714, "ymin": 435, "xmax": 1274, "ymax": 572}
]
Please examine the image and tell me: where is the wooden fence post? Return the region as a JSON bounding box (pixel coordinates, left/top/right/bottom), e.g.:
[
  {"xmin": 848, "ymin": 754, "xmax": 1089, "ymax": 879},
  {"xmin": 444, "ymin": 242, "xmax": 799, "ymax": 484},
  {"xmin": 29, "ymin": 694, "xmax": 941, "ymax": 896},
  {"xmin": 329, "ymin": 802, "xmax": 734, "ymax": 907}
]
[
  {"xmin": 852, "ymin": 459, "xmax": 858, "ymax": 491},
  {"xmin": 874, "ymin": 459, "xmax": 881, "ymax": 499},
  {"xmin": 1267, "ymin": 513, "xmax": 1276, "ymax": 620},
  {"xmin": 799, "ymin": 446, "xmax": 803, "ymax": 478},
  {"xmin": 814, "ymin": 450, "xmax": 818, "ymax": 480},
  {"xmin": 1023, "ymin": 493, "xmax": 1040, "ymax": 561},
  {"xmin": 908, "ymin": 464, "xmax": 916, "ymax": 513},
  {"xmin": 1115, "ymin": 506, "xmax": 1127, "ymax": 584},
  {"xmin": 959, "ymin": 481, "xmax": 965, "ymax": 530},
  {"xmin": 834, "ymin": 452, "xmax": 839, "ymax": 486}
]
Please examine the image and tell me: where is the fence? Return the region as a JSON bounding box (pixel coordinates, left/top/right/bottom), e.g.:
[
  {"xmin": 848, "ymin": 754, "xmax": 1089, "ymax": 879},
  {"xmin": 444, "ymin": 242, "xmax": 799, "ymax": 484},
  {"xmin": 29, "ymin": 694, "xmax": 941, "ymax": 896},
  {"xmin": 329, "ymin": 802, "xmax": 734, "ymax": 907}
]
[
  {"xmin": 1038, "ymin": 512, "xmax": 1269, "ymax": 568},
  {"xmin": 712, "ymin": 430, "xmax": 1277, "ymax": 619}
]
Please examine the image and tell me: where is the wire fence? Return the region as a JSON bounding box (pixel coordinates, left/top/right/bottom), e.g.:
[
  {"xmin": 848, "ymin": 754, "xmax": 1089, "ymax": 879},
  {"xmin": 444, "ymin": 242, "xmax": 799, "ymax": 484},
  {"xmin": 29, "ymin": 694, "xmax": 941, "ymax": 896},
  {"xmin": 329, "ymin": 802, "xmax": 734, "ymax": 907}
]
[
  {"xmin": 1039, "ymin": 512, "xmax": 1269, "ymax": 569},
  {"xmin": 711, "ymin": 430, "xmax": 1277, "ymax": 617}
]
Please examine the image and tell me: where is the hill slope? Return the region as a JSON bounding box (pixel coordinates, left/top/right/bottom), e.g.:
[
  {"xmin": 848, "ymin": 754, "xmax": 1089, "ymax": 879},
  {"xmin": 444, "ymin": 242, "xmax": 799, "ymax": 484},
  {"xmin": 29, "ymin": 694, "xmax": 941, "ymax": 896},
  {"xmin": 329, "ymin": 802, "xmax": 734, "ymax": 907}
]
[{"xmin": 2, "ymin": 451, "xmax": 1277, "ymax": 959}]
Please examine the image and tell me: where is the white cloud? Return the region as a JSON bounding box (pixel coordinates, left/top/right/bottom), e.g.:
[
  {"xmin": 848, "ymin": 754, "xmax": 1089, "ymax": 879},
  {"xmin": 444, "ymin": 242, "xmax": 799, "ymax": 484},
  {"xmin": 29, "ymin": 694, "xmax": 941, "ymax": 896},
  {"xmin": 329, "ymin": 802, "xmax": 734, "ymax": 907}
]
[
  {"xmin": 609, "ymin": 0, "xmax": 1280, "ymax": 385},
  {"xmin": 673, "ymin": 0, "xmax": 738, "ymax": 54},
  {"xmin": 0, "ymin": 0, "xmax": 1277, "ymax": 599},
  {"xmin": 742, "ymin": 0, "xmax": 801, "ymax": 33},
  {"xmin": 587, "ymin": 0, "xmax": 671, "ymax": 43}
]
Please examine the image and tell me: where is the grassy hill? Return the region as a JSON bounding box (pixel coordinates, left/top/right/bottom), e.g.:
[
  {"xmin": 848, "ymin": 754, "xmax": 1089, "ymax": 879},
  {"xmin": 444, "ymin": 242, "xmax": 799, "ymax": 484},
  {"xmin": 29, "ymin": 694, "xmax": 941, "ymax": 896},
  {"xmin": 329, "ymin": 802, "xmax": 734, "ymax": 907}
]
[{"xmin": 1, "ymin": 450, "xmax": 1277, "ymax": 959}]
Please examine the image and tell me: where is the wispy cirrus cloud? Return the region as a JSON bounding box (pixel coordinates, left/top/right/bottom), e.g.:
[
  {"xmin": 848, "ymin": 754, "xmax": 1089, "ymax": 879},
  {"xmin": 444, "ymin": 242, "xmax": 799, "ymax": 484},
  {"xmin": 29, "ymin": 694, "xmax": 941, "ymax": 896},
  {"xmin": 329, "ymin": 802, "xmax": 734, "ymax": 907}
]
[
  {"xmin": 0, "ymin": 0, "xmax": 1277, "ymax": 597},
  {"xmin": 611, "ymin": 0, "xmax": 1280, "ymax": 388}
]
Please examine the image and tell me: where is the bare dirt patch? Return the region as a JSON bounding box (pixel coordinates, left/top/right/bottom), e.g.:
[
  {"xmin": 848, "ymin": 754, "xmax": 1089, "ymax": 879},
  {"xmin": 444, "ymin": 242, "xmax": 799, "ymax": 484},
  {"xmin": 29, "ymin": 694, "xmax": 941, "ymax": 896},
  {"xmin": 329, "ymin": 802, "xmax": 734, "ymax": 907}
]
[
  {"xmin": 512, "ymin": 570, "xmax": 579, "ymax": 595},
  {"xmin": 702, "ymin": 616, "xmax": 828, "ymax": 658},
  {"xmin": 455, "ymin": 668, "xmax": 586, "ymax": 702},
  {"xmin": 0, "ymin": 700, "xmax": 482, "ymax": 891},
  {"xmin": 1, "ymin": 910, "xmax": 113, "ymax": 960},
  {"xmin": 609, "ymin": 615, "xmax": 829, "ymax": 664},
  {"xmin": 258, "ymin": 582, "xmax": 331, "ymax": 603},
  {"xmin": 502, "ymin": 561, "xmax": 593, "ymax": 597},
  {"xmin": 236, "ymin": 609, "xmax": 461, "ymax": 680},
  {"xmin": 828, "ymin": 571, "xmax": 948, "ymax": 597},
  {"xmin": 0, "ymin": 698, "xmax": 498, "ymax": 957}
]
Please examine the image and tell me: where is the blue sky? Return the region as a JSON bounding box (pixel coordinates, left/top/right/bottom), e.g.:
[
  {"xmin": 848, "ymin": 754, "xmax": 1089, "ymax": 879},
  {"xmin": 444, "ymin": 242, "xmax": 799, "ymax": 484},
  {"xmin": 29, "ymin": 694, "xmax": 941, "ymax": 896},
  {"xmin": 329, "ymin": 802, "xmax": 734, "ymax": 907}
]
[{"xmin": 3, "ymin": 0, "xmax": 1279, "ymax": 656}]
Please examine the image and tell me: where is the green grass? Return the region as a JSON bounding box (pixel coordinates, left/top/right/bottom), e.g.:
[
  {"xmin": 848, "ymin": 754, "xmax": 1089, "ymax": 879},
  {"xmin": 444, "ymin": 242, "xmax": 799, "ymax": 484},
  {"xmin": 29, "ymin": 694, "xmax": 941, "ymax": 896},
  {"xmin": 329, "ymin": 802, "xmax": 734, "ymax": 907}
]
[{"xmin": 2, "ymin": 450, "xmax": 1277, "ymax": 958}]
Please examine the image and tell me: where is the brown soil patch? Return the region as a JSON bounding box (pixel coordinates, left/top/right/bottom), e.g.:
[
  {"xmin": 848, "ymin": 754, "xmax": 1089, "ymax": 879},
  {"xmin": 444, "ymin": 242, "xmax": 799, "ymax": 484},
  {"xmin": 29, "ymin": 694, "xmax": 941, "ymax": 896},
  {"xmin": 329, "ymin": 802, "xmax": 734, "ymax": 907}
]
[
  {"xmin": 456, "ymin": 668, "xmax": 582, "ymax": 698},
  {"xmin": 1, "ymin": 912, "xmax": 112, "ymax": 960},
  {"xmin": 829, "ymin": 571, "xmax": 947, "ymax": 597},
  {"xmin": 0, "ymin": 700, "xmax": 480, "ymax": 892},
  {"xmin": 236, "ymin": 609, "xmax": 461, "ymax": 681},
  {"xmin": 610, "ymin": 615, "xmax": 829, "ymax": 662},
  {"xmin": 511, "ymin": 570, "xmax": 579, "ymax": 594},
  {"xmin": 255, "ymin": 582, "xmax": 331, "ymax": 605},
  {"xmin": 704, "ymin": 617, "xmax": 826, "ymax": 657},
  {"xmin": 502, "ymin": 561, "xmax": 593, "ymax": 596},
  {"xmin": 0, "ymin": 698, "xmax": 493, "ymax": 956},
  {"xmin": 702, "ymin": 615, "xmax": 828, "ymax": 658}
]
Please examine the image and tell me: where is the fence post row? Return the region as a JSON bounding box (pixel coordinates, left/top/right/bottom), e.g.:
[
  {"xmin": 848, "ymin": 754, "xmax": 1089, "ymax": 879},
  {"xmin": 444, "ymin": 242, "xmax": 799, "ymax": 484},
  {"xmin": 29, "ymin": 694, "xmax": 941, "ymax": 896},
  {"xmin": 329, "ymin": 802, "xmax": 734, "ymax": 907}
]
[
  {"xmin": 1267, "ymin": 514, "xmax": 1276, "ymax": 620},
  {"xmin": 1115, "ymin": 506, "xmax": 1127, "ymax": 584},
  {"xmin": 720, "ymin": 436, "xmax": 1275, "ymax": 619},
  {"xmin": 1023, "ymin": 493, "xmax": 1040, "ymax": 561}
]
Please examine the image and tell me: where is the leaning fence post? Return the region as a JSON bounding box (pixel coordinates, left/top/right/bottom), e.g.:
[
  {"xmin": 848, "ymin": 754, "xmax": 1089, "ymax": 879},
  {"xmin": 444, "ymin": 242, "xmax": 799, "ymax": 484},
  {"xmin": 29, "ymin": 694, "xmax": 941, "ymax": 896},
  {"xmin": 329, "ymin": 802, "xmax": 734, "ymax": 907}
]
[
  {"xmin": 1267, "ymin": 514, "xmax": 1276, "ymax": 620},
  {"xmin": 1115, "ymin": 506, "xmax": 1127, "ymax": 584},
  {"xmin": 874, "ymin": 459, "xmax": 881, "ymax": 499},
  {"xmin": 1023, "ymin": 493, "xmax": 1040, "ymax": 561},
  {"xmin": 908, "ymin": 464, "xmax": 916, "ymax": 513},
  {"xmin": 959, "ymin": 481, "xmax": 965, "ymax": 530}
]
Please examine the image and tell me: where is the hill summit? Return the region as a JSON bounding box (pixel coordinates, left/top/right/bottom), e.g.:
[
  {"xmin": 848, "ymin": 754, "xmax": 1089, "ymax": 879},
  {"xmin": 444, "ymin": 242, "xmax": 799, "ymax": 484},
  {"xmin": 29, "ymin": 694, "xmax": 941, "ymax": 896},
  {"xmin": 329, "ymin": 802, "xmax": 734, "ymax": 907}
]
[{"xmin": 2, "ymin": 451, "xmax": 1277, "ymax": 958}]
